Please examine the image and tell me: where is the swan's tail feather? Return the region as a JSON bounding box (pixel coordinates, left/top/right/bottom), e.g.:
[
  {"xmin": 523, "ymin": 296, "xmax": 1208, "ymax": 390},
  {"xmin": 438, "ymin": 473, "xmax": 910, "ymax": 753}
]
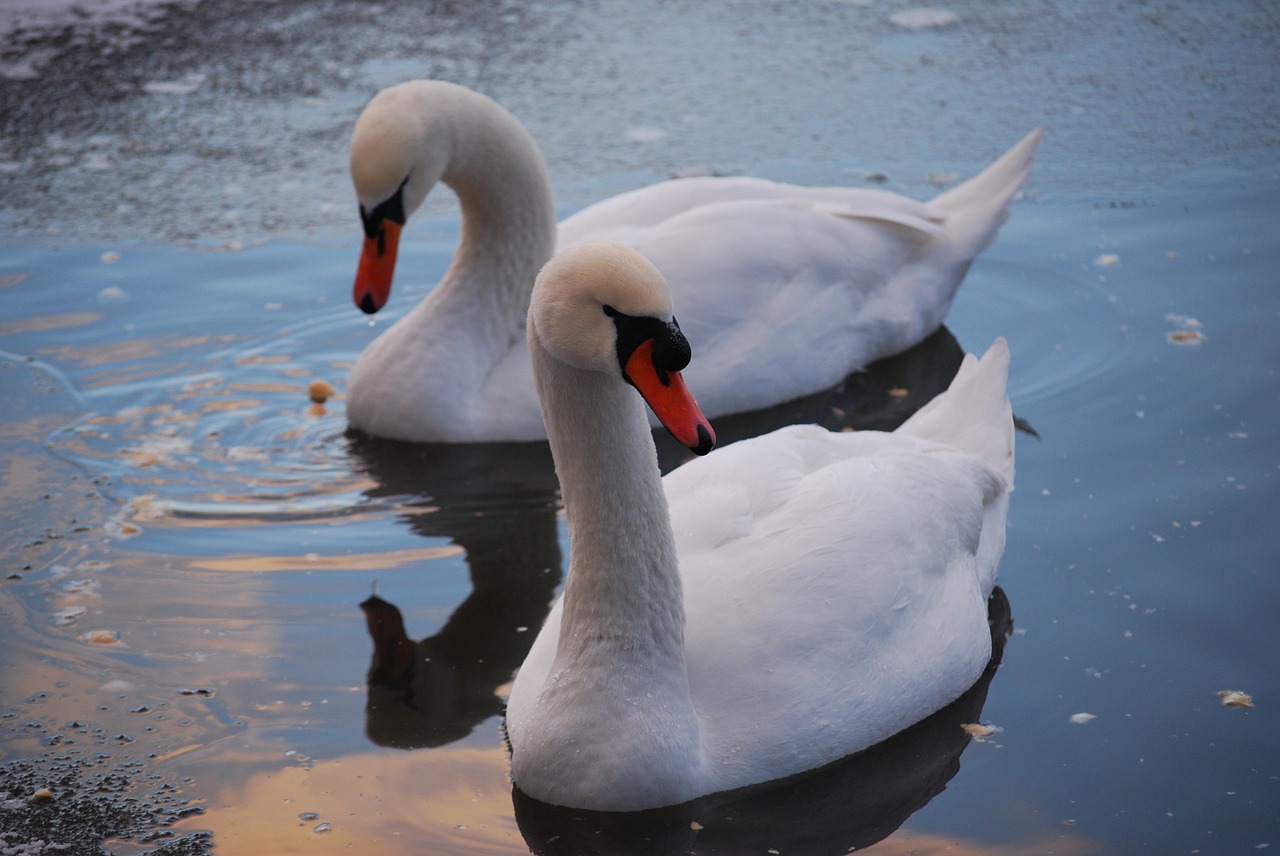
[
  {"xmin": 898, "ymin": 337, "xmax": 1015, "ymax": 488},
  {"xmin": 930, "ymin": 129, "xmax": 1041, "ymax": 257}
]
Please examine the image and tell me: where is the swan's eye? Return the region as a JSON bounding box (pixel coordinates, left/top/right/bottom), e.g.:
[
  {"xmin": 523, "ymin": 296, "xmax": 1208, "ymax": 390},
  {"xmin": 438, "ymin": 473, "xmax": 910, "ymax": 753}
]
[
  {"xmin": 652, "ymin": 316, "xmax": 691, "ymax": 373},
  {"xmin": 360, "ymin": 176, "xmax": 411, "ymax": 240},
  {"xmin": 607, "ymin": 307, "xmax": 692, "ymax": 383}
]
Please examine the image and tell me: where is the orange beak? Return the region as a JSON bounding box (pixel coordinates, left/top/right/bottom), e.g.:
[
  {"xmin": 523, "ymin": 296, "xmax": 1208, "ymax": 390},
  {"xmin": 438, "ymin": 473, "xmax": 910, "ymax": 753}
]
[
  {"xmin": 625, "ymin": 339, "xmax": 716, "ymax": 456},
  {"xmin": 353, "ymin": 220, "xmax": 403, "ymax": 314}
]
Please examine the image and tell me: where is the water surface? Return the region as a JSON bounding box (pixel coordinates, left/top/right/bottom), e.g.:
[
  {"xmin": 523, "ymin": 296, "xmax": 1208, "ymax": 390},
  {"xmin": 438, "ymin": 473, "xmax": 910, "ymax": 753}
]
[
  {"xmin": 2, "ymin": 0, "xmax": 1278, "ymax": 852},
  {"xmin": 3, "ymin": 166, "xmax": 1276, "ymax": 853}
]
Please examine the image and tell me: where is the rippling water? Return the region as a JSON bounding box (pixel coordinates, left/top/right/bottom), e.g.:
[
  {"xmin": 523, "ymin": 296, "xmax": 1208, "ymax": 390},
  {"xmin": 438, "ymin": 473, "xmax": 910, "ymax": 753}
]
[
  {"xmin": 2, "ymin": 163, "xmax": 1276, "ymax": 852},
  {"xmin": 4, "ymin": 0, "xmax": 1279, "ymax": 847}
]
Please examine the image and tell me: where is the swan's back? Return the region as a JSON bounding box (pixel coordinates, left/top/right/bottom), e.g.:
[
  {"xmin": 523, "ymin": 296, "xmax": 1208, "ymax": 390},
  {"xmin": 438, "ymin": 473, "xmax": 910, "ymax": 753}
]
[{"xmin": 552, "ymin": 134, "xmax": 1037, "ymax": 420}]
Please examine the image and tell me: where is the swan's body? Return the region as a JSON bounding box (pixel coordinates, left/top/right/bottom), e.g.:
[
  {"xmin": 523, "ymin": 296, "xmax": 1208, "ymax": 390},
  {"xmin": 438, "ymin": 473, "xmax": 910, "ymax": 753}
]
[
  {"xmin": 504, "ymin": 241, "xmax": 1015, "ymax": 812},
  {"xmin": 345, "ymin": 79, "xmax": 1039, "ymax": 443}
]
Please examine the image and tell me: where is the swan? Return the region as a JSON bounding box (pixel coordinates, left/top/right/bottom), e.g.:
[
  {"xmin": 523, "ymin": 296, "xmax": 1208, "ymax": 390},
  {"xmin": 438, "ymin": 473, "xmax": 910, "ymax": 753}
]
[
  {"xmin": 504, "ymin": 241, "xmax": 1015, "ymax": 812},
  {"xmin": 345, "ymin": 79, "xmax": 1039, "ymax": 443}
]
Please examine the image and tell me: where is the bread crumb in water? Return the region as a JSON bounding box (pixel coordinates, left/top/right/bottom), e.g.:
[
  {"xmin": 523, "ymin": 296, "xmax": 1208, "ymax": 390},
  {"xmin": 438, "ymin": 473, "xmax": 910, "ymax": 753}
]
[
  {"xmin": 961, "ymin": 722, "xmax": 1003, "ymax": 740},
  {"xmin": 1217, "ymin": 690, "xmax": 1254, "ymax": 708},
  {"xmin": 308, "ymin": 380, "xmax": 335, "ymax": 403},
  {"xmin": 1168, "ymin": 329, "xmax": 1206, "ymax": 345}
]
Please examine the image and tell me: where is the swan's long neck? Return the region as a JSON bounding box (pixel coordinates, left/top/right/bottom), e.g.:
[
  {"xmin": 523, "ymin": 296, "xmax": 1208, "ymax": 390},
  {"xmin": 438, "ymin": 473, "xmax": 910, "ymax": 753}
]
[
  {"xmin": 442, "ymin": 110, "xmax": 556, "ymax": 316},
  {"xmin": 418, "ymin": 87, "xmax": 558, "ymax": 374},
  {"xmin": 525, "ymin": 332, "xmax": 703, "ymax": 800},
  {"xmin": 532, "ymin": 339, "xmax": 688, "ymax": 675}
]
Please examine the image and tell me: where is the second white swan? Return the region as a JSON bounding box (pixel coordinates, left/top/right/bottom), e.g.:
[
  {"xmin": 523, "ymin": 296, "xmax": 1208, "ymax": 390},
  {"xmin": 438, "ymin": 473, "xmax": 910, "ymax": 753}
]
[
  {"xmin": 504, "ymin": 241, "xmax": 1015, "ymax": 812},
  {"xmin": 345, "ymin": 80, "xmax": 1039, "ymax": 443}
]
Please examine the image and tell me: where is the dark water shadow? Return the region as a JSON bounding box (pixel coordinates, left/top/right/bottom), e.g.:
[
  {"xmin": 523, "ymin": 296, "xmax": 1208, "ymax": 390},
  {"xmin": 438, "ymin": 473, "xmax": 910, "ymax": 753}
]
[
  {"xmin": 347, "ymin": 436, "xmax": 563, "ymax": 749},
  {"xmin": 512, "ymin": 586, "xmax": 1014, "ymax": 855},
  {"xmin": 353, "ymin": 326, "xmax": 969, "ymax": 750}
]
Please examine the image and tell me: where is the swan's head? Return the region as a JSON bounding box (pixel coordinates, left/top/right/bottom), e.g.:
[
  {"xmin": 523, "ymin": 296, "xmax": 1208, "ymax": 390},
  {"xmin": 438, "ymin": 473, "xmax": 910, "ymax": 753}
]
[
  {"xmin": 349, "ymin": 82, "xmax": 453, "ymax": 315},
  {"xmin": 531, "ymin": 242, "xmax": 716, "ymax": 456}
]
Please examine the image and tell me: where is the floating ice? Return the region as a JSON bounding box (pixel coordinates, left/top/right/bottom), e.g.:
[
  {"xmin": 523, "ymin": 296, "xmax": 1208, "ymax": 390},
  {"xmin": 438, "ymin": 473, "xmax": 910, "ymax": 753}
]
[
  {"xmin": 889, "ymin": 8, "xmax": 960, "ymax": 30},
  {"xmin": 626, "ymin": 126, "xmax": 669, "ymax": 143},
  {"xmin": 142, "ymin": 72, "xmax": 207, "ymax": 95},
  {"xmin": 100, "ymin": 678, "xmax": 136, "ymax": 693}
]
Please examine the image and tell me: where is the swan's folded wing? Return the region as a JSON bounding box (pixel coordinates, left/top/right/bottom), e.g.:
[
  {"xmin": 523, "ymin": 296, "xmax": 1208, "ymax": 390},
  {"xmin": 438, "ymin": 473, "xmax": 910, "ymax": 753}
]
[
  {"xmin": 559, "ymin": 178, "xmax": 949, "ymax": 250},
  {"xmin": 664, "ymin": 424, "xmax": 834, "ymax": 552},
  {"xmin": 558, "ymin": 176, "xmax": 793, "ymax": 248},
  {"xmin": 668, "ymin": 428, "xmax": 1005, "ymax": 788},
  {"xmin": 805, "ymin": 198, "xmax": 948, "ymax": 240}
]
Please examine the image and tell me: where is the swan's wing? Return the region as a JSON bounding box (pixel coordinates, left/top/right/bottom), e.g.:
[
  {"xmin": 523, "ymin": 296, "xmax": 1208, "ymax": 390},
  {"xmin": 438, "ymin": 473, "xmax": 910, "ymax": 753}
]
[
  {"xmin": 664, "ymin": 424, "xmax": 1006, "ymax": 786},
  {"xmin": 558, "ymin": 176, "xmax": 799, "ymax": 246},
  {"xmin": 803, "ymin": 198, "xmax": 947, "ymax": 238},
  {"xmin": 558, "ymin": 176, "xmax": 948, "ymax": 250},
  {"xmin": 615, "ymin": 198, "xmax": 962, "ymax": 417},
  {"xmin": 556, "ymin": 176, "xmax": 982, "ymax": 420}
]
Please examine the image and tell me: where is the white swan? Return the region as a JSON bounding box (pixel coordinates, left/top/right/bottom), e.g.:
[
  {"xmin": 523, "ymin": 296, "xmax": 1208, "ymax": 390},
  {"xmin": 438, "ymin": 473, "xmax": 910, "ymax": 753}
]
[
  {"xmin": 504, "ymin": 241, "xmax": 1015, "ymax": 812},
  {"xmin": 345, "ymin": 79, "xmax": 1039, "ymax": 443}
]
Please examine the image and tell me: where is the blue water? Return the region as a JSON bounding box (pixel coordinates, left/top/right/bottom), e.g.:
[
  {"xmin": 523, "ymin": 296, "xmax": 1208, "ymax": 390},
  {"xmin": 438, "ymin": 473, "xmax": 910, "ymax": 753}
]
[
  {"xmin": 2, "ymin": 163, "xmax": 1276, "ymax": 852},
  {"xmin": 940, "ymin": 171, "xmax": 1280, "ymax": 851}
]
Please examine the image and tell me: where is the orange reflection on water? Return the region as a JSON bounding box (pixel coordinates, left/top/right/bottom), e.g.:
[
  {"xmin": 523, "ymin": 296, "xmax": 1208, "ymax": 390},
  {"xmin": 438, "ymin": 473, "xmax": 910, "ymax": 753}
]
[
  {"xmin": 221, "ymin": 381, "xmax": 306, "ymax": 395},
  {"xmin": 179, "ymin": 741, "xmax": 1106, "ymax": 856},
  {"xmin": 180, "ymin": 746, "xmax": 527, "ymax": 855},
  {"xmin": 82, "ymin": 363, "xmax": 199, "ymax": 391},
  {"xmin": 193, "ymin": 398, "xmax": 265, "ymax": 413},
  {"xmin": 234, "ymin": 354, "xmax": 292, "ymax": 366},
  {"xmin": 189, "ymin": 545, "xmax": 464, "ymax": 573},
  {"xmin": 80, "ymin": 404, "xmax": 175, "ymax": 426},
  {"xmin": 0, "ymin": 310, "xmax": 103, "ymax": 335},
  {"xmin": 40, "ymin": 333, "xmax": 237, "ymax": 370}
]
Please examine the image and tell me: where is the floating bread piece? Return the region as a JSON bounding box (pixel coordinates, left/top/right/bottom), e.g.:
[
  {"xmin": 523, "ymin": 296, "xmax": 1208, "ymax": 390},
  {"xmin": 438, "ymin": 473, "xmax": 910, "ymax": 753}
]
[
  {"xmin": 308, "ymin": 379, "xmax": 336, "ymax": 403},
  {"xmin": 1217, "ymin": 690, "xmax": 1254, "ymax": 708}
]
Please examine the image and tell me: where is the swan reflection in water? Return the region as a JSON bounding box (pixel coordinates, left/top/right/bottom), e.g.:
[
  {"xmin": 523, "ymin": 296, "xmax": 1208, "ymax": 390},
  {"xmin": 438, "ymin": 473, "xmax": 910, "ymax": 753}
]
[
  {"xmin": 514, "ymin": 586, "xmax": 1012, "ymax": 855},
  {"xmin": 354, "ymin": 325, "xmax": 1014, "ymax": 841},
  {"xmin": 349, "ymin": 436, "xmax": 562, "ymax": 749}
]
